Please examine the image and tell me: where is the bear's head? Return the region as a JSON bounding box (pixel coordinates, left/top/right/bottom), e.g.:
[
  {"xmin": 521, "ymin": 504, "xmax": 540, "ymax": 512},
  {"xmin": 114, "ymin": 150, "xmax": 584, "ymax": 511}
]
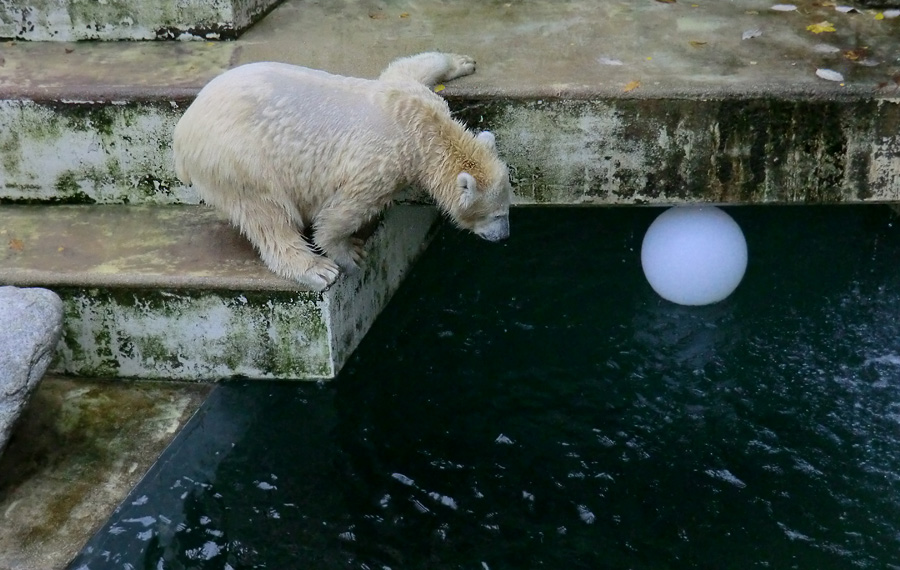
[{"xmin": 450, "ymin": 131, "xmax": 512, "ymax": 242}]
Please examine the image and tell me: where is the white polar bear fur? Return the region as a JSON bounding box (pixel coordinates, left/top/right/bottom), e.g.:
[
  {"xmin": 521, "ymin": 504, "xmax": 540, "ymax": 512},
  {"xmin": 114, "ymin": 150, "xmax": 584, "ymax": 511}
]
[{"xmin": 173, "ymin": 52, "xmax": 512, "ymax": 291}]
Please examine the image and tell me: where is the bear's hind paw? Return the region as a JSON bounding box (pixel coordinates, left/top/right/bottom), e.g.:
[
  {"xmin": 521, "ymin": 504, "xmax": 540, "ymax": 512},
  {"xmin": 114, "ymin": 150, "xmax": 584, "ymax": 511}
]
[
  {"xmin": 349, "ymin": 237, "xmax": 367, "ymax": 266},
  {"xmin": 445, "ymin": 54, "xmax": 476, "ymax": 81}
]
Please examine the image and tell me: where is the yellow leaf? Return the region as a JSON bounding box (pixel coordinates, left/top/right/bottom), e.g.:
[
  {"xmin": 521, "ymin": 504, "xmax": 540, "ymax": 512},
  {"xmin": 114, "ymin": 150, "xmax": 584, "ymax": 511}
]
[
  {"xmin": 875, "ymin": 12, "xmax": 884, "ymax": 20},
  {"xmin": 843, "ymin": 47, "xmax": 869, "ymax": 61},
  {"xmin": 399, "ymin": 12, "xmax": 410, "ymax": 18},
  {"xmin": 806, "ymin": 21, "xmax": 836, "ymax": 34},
  {"xmin": 434, "ymin": 84, "xmax": 445, "ymax": 92},
  {"xmin": 624, "ymin": 80, "xmax": 641, "ymax": 93},
  {"xmin": 689, "ymin": 40, "xmax": 708, "ymax": 47}
]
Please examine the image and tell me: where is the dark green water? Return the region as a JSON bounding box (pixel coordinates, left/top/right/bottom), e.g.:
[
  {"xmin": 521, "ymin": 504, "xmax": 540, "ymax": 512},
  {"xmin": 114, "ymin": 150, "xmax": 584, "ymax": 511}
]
[{"xmin": 71, "ymin": 206, "xmax": 900, "ymax": 569}]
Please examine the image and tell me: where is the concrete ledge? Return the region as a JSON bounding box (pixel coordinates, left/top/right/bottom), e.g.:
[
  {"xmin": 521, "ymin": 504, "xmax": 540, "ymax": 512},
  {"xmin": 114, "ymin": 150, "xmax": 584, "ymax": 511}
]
[
  {"xmin": 460, "ymin": 97, "xmax": 900, "ymax": 205},
  {"xmin": 1, "ymin": 96, "xmax": 897, "ymax": 207},
  {"xmin": 0, "ymin": 0, "xmax": 284, "ymax": 41},
  {"xmin": 0, "ymin": 204, "xmax": 439, "ymax": 380}
]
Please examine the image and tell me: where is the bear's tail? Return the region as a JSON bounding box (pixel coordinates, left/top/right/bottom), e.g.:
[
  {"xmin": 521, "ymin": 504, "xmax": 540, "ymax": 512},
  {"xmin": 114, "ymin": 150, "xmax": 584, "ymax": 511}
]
[
  {"xmin": 174, "ymin": 152, "xmax": 191, "ymax": 186},
  {"xmin": 172, "ymin": 131, "xmax": 193, "ymax": 186}
]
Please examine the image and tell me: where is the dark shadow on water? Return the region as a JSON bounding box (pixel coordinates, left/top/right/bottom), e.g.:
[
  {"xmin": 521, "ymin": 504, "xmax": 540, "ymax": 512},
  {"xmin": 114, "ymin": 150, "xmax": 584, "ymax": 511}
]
[{"xmin": 69, "ymin": 205, "xmax": 900, "ymax": 569}]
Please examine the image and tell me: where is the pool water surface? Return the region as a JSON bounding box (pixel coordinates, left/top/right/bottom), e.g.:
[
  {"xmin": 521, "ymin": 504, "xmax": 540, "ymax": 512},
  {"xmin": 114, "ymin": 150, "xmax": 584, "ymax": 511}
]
[{"xmin": 71, "ymin": 206, "xmax": 900, "ymax": 569}]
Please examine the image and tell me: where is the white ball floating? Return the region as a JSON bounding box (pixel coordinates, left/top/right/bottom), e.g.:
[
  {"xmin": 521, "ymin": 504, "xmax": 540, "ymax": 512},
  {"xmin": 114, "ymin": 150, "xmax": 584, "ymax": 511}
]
[{"xmin": 640, "ymin": 206, "xmax": 748, "ymax": 306}]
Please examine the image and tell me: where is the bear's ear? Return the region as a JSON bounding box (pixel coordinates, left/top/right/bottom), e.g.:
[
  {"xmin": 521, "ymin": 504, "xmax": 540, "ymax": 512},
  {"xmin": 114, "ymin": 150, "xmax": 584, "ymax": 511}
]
[
  {"xmin": 476, "ymin": 131, "xmax": 496, "ymax": 149},
  {"xmin": 457, "ymin": 172, "xmax": 477, "ymax": 208}
]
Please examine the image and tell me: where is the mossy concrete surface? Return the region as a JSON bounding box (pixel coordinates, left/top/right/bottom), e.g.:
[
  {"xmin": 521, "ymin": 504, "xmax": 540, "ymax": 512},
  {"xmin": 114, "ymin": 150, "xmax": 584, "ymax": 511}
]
[
  {"xmin": 0, "ymin": 204, "xmax": 439, "ymax": 380},
  {"xmin": 457, "ymin": 98, "xmax": 900, "ymax": 205},
  {"xmin": 0, "ymin": 100, "xmax": 196, "ymax": 204},
  {"xmin": 0, "ymin": 0, "xmax": 283, "ymax": 41},
  {"xmin": 0, "ymin": 376, "xmax": 210, "ymax": 570},
  {"xmin": 0, "ymin": 0, "xmax": 898, "ymax": 205}
]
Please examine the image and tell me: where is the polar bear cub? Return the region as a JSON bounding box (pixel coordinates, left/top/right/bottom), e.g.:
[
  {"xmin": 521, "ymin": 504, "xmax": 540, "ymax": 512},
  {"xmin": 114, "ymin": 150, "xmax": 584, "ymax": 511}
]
[{"xmin": 173, "ymin": 52, "xmax": 512, "ymax": 291}]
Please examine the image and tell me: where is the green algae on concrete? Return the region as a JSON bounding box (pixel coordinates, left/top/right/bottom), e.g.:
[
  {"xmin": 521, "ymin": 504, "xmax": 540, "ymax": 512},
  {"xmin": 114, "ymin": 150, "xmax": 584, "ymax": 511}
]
[
  {"xmin": 0, "ymin": 376, "xmax": 210, "ymax": 570},
  {"xmin": 0, "ymin": 100, "xmax": 197, "ymax": 205},
  {"xmin": 451, "ymin": 97, "xmax": 900, "ymax": 205},
  {"xmin": 54, "ymin": 288, "xmax": 331, "ymax": 380},
  {"xmin": 0, "ymin": 0, "xmax": 284, "ymax": 41}
]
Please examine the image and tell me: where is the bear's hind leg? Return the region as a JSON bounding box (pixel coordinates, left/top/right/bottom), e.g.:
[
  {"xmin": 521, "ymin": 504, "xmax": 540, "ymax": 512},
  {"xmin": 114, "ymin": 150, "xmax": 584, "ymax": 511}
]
[
  {"xmin": 231, "ymin": 198, "xmax": 340, "ymax": 291},
  {"xmin": 378, "ymin": 52, "xmax": 475, "ymax": 87}
]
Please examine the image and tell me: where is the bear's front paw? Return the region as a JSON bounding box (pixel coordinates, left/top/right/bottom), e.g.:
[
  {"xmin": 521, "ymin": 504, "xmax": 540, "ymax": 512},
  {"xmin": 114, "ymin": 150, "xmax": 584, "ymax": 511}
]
[
  {"xmin": 445, "ymin": 54, "xmax": 476, "ymax": 81},
  {"xmin": 302, "ymin": 257, "xmax": 341, "ymax": 291}
]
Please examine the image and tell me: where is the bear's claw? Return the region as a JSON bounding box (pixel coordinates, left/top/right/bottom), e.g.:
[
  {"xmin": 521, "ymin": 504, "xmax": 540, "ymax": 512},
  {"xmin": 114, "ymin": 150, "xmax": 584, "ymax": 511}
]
[{"xmin": 303, "ymin": 257, "xmax": 341, "ymax": 291}]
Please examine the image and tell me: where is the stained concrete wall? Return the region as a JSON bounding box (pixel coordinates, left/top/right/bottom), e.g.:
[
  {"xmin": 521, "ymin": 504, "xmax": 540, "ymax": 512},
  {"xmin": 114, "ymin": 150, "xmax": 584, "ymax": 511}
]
[
  {"xmin": 2, "ymin": 97, "xmax": 897, "ymax": 206},
  {"xmin": 0, "ymin": 0, "xmax": 282, "ymax": 41},
  {"xmin": 0, "ymin": 100, "xmax": 194, "ymax": 204},
  {"xmin": 453, "ymin": 97, "xmax": 900, "ymax": 205}
]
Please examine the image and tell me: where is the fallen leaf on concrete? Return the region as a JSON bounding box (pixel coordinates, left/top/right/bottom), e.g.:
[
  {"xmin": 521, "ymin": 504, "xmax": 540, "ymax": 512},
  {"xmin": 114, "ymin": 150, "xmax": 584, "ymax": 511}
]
[
  {"xmin": 434, "ymin": 84, "xmax": 445, "ymax": 92},
  {"xmin": 399, "ymin": 12, "xmax": 410, "ymax": 18},
  {"xmin": 874, "ymin": 12, "xmax": 884, "ymax": 20},
  {"xmin": 843, "ymin": 47, "xmax": 869, "ymax": 61},
  {"xmin": 742, "ymin": 29, "xmax": 763, "ymax": 39},
  {"xmin": 624, "ymin": 80, "xmax": 641, "ymax": 92},
  {"xmin": 65, "ymin": 48, "xmax": 74, "ymax": 54},
  {"xmin": 368, "ymin": 11, "xmax": 387, "ymax": 19},
  {"xmin": 807, "ymin": 21, "xmax": 836, "ymax": 33},
  {"xmin": 815, "ymin": 68, "xmax": 844, "ymax": 81},
  {"xmin": 771, "ymin": 4, "xmax": 797, "ymax": 11},
  {"xmin": 656, "ymin": 0, "xmax": 676, "ymax": 4},
  {"xmin": 689, "ymin": 40, "xmax": 708, "ymax": 47},
  {"xmin": 8, "ymin": 239, "xmax": 23, "ymax": 252},
  {"xmin": 57, "ymin": 246, "xmax": 65, "ymax": 252}
]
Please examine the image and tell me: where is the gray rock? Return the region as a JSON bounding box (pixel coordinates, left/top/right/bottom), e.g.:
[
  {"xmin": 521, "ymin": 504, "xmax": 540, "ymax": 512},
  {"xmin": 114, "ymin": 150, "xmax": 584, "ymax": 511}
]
[{"xmin": 0, "ymin": 286, "xmax": 63, "ymax": 459}]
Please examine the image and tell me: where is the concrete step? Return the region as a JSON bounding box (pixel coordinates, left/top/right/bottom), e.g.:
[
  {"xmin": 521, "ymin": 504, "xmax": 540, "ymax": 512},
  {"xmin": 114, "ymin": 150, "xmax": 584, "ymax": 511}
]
[
  {"xmin": 0, "ymin": 0, "xmax": 283, "ymax": 41},
  {"xmin": 0, "ymin": 204, "xmax": 439, "ymax": 380},
  {"xmin": 0, "ymin": 0, "xmax": 898, "ymax": 206}
]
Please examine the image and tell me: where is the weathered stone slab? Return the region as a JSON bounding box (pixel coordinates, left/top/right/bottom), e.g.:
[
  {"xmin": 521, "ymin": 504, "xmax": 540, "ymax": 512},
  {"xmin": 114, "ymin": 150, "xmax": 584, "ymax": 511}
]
[
  {"xmin": 0, "ymin": 204, "xmax": 438, "ymax": 380},
  {"xmin": 0, "ymin": 286, "xmax": 63, "ymax": 459},
  {"xmin": 0, "ymin": 0, "xmax": 284, "ymax": 41}
]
